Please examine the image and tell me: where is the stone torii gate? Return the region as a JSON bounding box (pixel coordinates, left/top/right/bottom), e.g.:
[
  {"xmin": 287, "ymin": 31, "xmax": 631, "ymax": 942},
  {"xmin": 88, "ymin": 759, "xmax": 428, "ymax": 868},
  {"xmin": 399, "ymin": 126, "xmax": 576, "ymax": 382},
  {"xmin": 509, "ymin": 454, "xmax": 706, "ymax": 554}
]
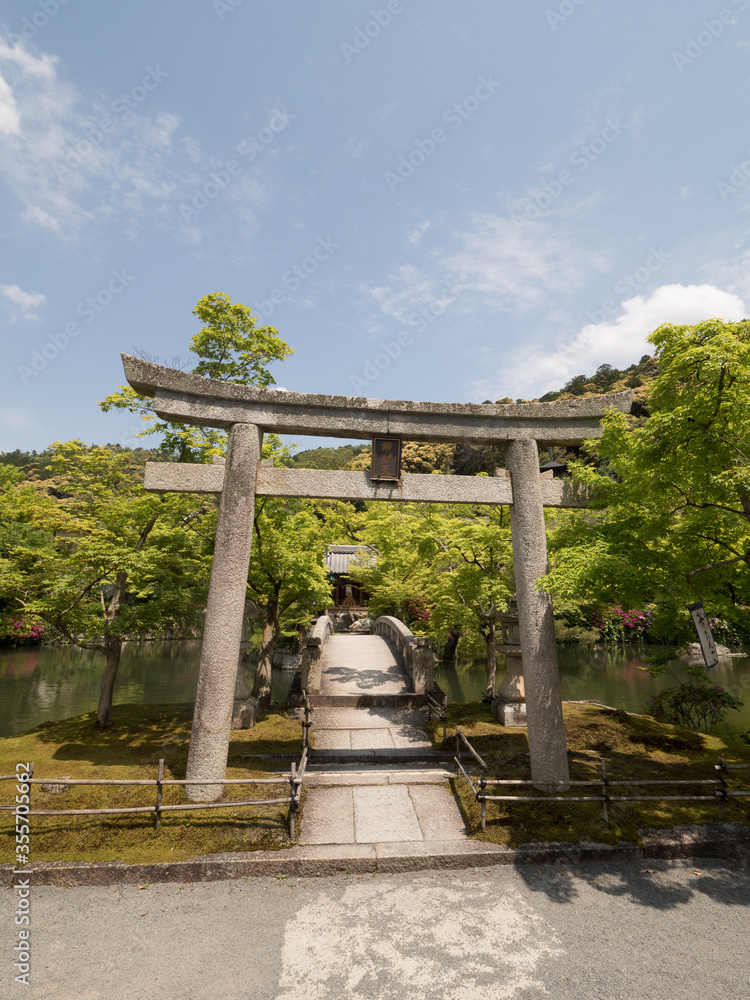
[{"xmin": 121, "ymin": 354, "xmax": 632, "ymax": 800}]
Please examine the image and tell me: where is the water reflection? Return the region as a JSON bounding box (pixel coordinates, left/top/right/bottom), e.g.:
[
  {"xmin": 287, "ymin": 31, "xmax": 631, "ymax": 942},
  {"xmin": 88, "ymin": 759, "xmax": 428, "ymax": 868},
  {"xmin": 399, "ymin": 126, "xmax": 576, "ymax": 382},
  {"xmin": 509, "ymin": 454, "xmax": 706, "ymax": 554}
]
[
  {"xmin": 436, "ymin": 644, "xmax": 750, "ymax": 738},
  {"xmin": 0, "ymin": 641, "xmax": 296, "ymax": 738},
  {"xmin": 2, "ymin": 641, "xmax": 749, "ymax": 739}
]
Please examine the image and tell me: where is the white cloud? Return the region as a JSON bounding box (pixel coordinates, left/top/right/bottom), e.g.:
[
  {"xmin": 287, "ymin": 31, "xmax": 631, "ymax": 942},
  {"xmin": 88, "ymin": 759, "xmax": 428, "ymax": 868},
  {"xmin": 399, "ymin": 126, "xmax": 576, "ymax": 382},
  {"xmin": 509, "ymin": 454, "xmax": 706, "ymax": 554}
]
[
  {"xmin": 0, "ymin": 38, "xmax": 186, "ymax": 243},
  {"xmin": 1, "ymin": 282, "xmax": 46, "ymax": 319},
  {"xmin": 407, "ymin": 221, "xmax": 430, "ymax": 245},
  {"xmin": 473, "ymin": 283, "xmax": 747, "ymax": 401},
  {"xmin": 698, "ymin": 245, "xmax": 750, "ymax": 305},
  {"xmin": 443, "ymin": 213, "xmax": 610, "ymax": 311},
  {"xmin": 0, "ymin": 38, "xmax": 277, "ymax": 256},
  {"xmin": 181, "ymin": 135, "xmax": 203, "ymax": 163},
  {"xmin": 364, "ymin": 262, "xmax": 459, "ymax": 326},
  {"xmin": 0, "ymin": 39, "xmax": 56, "ymax": 79},
  {"xmin": 364, "ymin": 212, "xmax": 610, "ymax": 325},
  {"xmin": 0, "ymin": 70, "xmax": 20, "ymax": 134},
  {"xmin": 21, "ymin": 204, "xmax": 62, "ymax": 233}
]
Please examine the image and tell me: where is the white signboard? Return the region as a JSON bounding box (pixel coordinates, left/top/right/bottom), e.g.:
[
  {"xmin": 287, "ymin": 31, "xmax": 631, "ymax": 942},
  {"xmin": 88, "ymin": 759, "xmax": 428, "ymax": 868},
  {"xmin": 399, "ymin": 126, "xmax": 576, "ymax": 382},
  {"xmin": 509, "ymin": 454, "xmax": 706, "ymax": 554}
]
[{"xmin": 688, "ymin": 601, "xmax": 719, "ymax": 669}]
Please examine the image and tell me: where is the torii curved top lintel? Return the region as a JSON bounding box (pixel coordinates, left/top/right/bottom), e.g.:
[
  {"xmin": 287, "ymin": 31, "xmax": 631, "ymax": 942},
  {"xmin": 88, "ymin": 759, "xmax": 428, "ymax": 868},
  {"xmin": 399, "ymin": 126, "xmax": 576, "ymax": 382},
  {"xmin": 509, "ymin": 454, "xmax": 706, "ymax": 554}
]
[{"xmin": 121, "ymin": 353, "xmax": 633, "ymax": 446}]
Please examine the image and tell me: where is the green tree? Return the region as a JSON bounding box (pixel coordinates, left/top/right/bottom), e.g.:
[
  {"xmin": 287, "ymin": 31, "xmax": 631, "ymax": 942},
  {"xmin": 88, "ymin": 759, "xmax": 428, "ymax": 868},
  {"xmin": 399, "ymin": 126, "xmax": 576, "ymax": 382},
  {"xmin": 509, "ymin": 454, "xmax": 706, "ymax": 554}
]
[
  {"xmin": 427, "ymin": 504, "xmax": 514, "ymax": 697},
  {"xmin": 100, "ymin": 292, "xmax": 303, "ymax": 716},
  {"xmin": 0, "ymin": 464, "xmax": 54, "ymax": 615},
  {"xmin": 346, "ymin": 500, "xmax": 514, "ymax": 694},
  {"xmin": 100, "ymin": 292, "xmax": 293, "ymax": 463},
  {"xmin": 240, "ymin": 497, "xmax": 334, "ymax": 711},
  {"xmin": 544, "ymin": 318, "xmax": 750, "ymax": 637},
  {"xmin": 3, "ymin": 443, "xmax": 211, "ymax": 727},
  {"xmin": 345, "ymin": 503, "xmax": 437, "ymax": 620}
]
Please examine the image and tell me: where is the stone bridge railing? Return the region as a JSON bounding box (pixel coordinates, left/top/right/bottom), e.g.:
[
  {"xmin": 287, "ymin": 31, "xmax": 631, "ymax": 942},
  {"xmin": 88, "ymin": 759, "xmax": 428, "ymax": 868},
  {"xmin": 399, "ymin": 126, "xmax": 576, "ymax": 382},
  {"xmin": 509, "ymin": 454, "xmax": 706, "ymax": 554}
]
[
  {"xmin": 373, "ymin": 616, "xmax": 434, "ymax": 695},
  {"xmin": 299, "ymin": 615, "xmax": 332, "ymax": 694}
]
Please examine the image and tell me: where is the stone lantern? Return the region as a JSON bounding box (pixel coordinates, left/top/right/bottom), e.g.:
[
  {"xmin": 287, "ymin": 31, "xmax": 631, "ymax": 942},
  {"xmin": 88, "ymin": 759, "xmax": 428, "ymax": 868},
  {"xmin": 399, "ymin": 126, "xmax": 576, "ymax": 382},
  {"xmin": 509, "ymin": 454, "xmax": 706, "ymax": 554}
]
[{"xmin": 491, "ymin": 595, "xmax": 527, "ymax": 727}]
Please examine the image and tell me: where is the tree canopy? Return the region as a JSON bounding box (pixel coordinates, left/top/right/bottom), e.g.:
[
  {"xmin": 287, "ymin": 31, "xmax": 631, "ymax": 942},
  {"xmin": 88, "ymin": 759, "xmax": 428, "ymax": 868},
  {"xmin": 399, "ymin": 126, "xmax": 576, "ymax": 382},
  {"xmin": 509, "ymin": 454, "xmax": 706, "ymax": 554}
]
[
  {"xmin": 99, "ymin": 292, "xmax": 293, "ymax": 463},
  {"xmin": 0, "ymin": 441, "xmax": 211, "ymax": 725},
  {"xmin": 543, "ymin": 318, "xmax": 750, "ymax": 640}
]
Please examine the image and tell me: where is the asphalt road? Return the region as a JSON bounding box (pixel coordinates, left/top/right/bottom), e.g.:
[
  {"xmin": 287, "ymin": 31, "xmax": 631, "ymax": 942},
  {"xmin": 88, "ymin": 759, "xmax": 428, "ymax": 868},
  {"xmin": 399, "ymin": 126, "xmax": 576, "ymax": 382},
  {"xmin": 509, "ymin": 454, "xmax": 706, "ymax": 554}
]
[{"xmin": 2, "ymin": 859, "xmax": 749, "ymax": 1000}]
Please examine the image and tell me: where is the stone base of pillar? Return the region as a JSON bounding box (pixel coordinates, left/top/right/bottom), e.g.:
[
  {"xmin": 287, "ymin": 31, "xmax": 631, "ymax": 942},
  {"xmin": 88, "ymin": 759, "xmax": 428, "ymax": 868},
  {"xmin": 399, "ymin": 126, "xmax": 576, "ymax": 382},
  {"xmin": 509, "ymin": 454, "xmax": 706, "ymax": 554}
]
[{"xmin": 491, "ymin": 696, "xmax": 528, "ymax": 728}]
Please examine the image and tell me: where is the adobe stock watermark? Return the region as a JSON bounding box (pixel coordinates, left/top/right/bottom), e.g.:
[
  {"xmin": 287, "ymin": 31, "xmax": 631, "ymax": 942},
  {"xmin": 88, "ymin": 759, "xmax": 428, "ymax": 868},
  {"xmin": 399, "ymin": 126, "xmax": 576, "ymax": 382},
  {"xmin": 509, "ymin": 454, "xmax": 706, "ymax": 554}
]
[
  {"xmin": 350, "ymin": 276, "xmax": 460, "ymax": 391},
  {"xmin": 213, "ymin": 0, "xmax": 246, "ymax": 20},
  {"xmin": 584, "ymin": 246, "xmax": 672, "ymax": 324},
  {"xmin": 340, "ymin": 0, "xmax": 416, "ymax": 63},
  {"xmin": 546, "ymin": 0, "xmax": 588, "ymax": 31},
  {"xmin": 514, "ymin": 117, "xmax": 627, "ymax": 223},
  {"xmin": 672, "ymin": 1, "xmax": 746, "ymax": 71},
  {"xmin": 716, "ymin": 149, "xmax": 750, "ymax": 200},
  {"xmin": 384, "ymin": 74, "xmax": 501, "ymax": 193},
  {"xmin": 18, "ymin": 268, "xmax": 134, "ymax": 385},
  {"xmin": 13, "ymin": 762, "xmax": 32, "ymax": 987},
  {"xmin": 179, "ymin": 106, "xmax": 294, "ymax": 224},
  {"xmin": 252, "ymin": 237, "xmax": 339, "ymax": 320},
  {"xmin": 350, "ymin": 331, "xmax": 415, "ymax": 392},
  {"xmin": 51, "ymin": 66, "xmax": 169, "ymax": 183},
  {"xmin": 8, "ymin": 0, "xmax": 72, "ymax": 43}
]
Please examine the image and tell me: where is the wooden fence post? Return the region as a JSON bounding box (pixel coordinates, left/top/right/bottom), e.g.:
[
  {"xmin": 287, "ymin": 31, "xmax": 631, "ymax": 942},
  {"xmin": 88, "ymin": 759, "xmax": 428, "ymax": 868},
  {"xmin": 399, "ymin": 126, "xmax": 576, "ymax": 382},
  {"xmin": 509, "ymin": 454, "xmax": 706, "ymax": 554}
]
[
  {"xmin": 155, "ymin": 758, "xmax": 164, "ymax": 832},
  {"xmin": 716, "ymin": 757, "xmax": 727, "ymax": 821},
  {"xmin": 289, "ymin": 762, "xmax": 297, "ymax": 841}
]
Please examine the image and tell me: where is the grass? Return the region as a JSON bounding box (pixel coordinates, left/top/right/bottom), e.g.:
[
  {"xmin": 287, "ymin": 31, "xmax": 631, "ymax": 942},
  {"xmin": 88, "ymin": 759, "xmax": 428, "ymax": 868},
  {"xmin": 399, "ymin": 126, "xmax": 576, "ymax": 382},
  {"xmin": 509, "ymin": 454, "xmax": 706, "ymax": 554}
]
[
  {"xmin": 4, "ymin": 700, "xmax": 749, "ymax": 863},
  {"xmin": 0, "ymin": 704, "xmax": 305, "ymax": 865},
  {"xmin": 426, "ymin": 701, "xmax": 750, "ymax": 848}
]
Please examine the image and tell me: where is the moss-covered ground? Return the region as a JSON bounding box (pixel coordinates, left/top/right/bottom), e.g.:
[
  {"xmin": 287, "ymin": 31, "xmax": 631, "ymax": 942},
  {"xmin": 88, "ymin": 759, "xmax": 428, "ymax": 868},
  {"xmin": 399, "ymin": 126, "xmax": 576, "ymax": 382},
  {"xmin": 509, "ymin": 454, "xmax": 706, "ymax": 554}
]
[
  {"xmin": 3, "ymin": 701, "xmax": 749, "ymax": 864},
  {"xmin": 0, "ymin": 704, "xmax": 304, "ymax": 864},
  {"xmin": 426, "ymin": 702, "xmax": 750, "ymax": 847}
]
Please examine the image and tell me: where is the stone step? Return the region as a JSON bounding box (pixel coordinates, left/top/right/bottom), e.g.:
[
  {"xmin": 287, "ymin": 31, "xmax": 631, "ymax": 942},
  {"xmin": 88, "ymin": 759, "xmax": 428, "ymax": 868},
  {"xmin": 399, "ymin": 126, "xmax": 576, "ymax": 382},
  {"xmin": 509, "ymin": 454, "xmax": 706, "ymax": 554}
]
[
  {"xmin": 300, "ymin": 783, "xmax": 467, "ymax": 845},
  {"xmin": 309, "ymin": 747, "xmax": 454, "ymax": 767},
  {"xmin": 304, "ymin": 768, "xmax": 453, "ymax": 786},
  {"xmin": 307, "ymin": 694, "xmax": 429, "ymax": 708}
]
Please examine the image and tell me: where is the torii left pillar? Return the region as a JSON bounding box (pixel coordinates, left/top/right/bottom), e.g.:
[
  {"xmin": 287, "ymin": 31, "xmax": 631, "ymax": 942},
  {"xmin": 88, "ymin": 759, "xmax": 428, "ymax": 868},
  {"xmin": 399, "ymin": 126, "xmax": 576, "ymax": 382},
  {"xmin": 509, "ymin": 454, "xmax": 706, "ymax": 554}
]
[{"xmin": 185, "ymin": 423, "xmax": 261, "ymax": 802}]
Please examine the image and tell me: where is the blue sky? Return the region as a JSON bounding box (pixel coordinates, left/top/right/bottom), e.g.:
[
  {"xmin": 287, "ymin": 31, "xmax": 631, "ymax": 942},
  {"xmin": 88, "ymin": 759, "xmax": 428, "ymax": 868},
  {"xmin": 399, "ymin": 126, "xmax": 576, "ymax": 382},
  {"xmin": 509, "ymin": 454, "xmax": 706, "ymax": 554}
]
[{"xmin": 1, "ymin": 0, "xmax": 749, "ymax": 454}]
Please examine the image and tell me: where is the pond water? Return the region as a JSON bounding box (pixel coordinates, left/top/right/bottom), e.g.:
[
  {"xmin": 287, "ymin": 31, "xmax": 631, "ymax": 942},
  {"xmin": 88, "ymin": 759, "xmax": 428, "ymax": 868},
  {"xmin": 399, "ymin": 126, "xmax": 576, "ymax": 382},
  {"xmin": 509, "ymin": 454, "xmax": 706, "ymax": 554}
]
[
  {"xmin": 437, "ymin": 643, "xmax": 750, "ymax": 739},
  {"xmin": 0, "ymin": 641, "xmax": 295, "ymax": 739},
  {"xmin": 1, "ymin": 640, "xmax": 749, "ymax": 740}
]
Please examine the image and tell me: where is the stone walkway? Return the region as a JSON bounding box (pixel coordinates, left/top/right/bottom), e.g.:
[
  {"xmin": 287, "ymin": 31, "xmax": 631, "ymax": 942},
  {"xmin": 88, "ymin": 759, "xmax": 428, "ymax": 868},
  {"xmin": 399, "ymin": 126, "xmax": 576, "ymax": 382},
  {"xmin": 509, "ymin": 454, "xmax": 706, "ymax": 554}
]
[
  {"xmin": 301, "ymin": 634, "xmax": 466, "ymax": 847},
  {"xmin": 319, "ymin": 633, "xmax": 410, "ymax": 695}
]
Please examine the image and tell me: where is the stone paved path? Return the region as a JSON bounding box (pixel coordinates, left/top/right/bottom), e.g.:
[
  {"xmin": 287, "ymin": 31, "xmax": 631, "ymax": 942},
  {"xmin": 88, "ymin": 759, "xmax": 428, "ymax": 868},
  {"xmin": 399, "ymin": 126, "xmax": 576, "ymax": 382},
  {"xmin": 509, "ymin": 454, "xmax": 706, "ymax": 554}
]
[{"xmin": 302, "ymin": 634, "xmax": 466, "ymax": 846}]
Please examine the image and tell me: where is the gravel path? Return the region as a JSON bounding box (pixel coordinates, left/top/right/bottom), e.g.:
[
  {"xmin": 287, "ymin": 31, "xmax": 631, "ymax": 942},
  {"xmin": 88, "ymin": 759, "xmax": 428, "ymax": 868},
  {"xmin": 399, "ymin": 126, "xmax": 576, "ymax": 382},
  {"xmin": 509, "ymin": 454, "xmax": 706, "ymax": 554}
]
[{"xmin": 3, "ymin": 859, "xmax": 748, "ymax": 999}]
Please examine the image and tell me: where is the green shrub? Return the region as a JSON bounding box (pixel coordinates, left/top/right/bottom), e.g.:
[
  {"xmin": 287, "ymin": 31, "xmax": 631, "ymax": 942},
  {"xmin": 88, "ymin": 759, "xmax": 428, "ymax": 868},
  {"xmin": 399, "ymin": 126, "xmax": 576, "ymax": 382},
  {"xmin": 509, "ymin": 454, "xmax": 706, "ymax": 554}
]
[{"xmin": 647, "ymin": 682, "xmax": 743, "ymax": 733}]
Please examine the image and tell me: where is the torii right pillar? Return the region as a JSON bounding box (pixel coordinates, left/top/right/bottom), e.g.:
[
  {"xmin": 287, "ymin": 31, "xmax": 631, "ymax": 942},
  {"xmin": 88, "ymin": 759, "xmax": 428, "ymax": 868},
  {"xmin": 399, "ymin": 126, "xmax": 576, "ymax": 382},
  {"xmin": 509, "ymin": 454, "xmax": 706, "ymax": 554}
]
[{"xmin": 506, "ymin": 438, "xmax": 569, "ymax": 792}]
